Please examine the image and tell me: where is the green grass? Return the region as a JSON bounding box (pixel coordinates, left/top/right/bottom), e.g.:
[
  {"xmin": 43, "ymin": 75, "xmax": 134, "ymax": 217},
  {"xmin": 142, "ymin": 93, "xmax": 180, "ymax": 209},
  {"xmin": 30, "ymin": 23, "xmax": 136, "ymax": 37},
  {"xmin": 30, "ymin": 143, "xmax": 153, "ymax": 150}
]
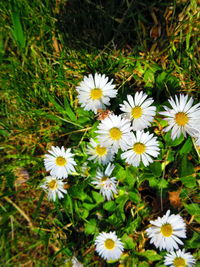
[{"xmin": 0, "ymin": 0, "xmax": 200, "ymax": 266}]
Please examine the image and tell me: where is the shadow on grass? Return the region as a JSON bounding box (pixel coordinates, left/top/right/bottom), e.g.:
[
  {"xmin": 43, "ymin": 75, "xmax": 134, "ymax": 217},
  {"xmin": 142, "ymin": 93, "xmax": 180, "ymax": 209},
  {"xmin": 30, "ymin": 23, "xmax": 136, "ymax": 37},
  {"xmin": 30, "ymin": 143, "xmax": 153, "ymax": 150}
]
[{"xmin": 56, "ymin": 0, "xmax": 174, "ymax": 51}]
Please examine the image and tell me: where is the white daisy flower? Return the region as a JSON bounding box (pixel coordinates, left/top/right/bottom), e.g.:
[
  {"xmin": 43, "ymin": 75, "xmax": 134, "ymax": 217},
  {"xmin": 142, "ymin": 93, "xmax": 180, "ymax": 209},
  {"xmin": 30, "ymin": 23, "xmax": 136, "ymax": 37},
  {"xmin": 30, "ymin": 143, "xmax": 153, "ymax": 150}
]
[
  {"xmin": 146, "ymin": 210, "xmax": 187, "ymax": 251},
  {"xmin": 96, "ymin": 114, "xmax": 132, "ymax": 153},
  {"xmin": 76, "ymin": 73, "xmax": 117, "ymax": 114},
  {"xmin": 91, "ymin": 163, "xmax": 118, "ymax": 201},
  {"xmin": 164, "ymin": 249, "xmax": 196, "ymax": 267},
  {"xmin": 160, "ymin": 94, "xmax": 200, "ymax": 140},
  {"xmin": 120, "ymin": 92, "xmax": 156, "ymax": 131},
  {"xmin": 40, "ymin": 176, "xmax": 67, "ymax": 201},
  {"xmin": 87, "ymin": 139, "xmax": 115, "ymax": 165},
  {"xmin": 95, "ymin": 231, "xmax": 124, "ymax": 261},
  {"xmin": 44, "ymin": 146, "xmax": 76, "ymax": 179},
  {"xmin": 121, "ymin": 131, "xmax": 160, "ymax": 167}
]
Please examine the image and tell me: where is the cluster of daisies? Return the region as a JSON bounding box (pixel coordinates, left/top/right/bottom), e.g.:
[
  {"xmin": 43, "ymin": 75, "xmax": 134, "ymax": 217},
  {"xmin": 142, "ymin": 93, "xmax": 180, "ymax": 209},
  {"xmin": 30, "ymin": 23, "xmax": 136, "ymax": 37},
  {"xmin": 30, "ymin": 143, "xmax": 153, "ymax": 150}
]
[
  {"xmin": 40, "ymin": 73, "xmax": 199, "ymax": 265},
  {"xmin": 94, "ymin": 210, "xmax": 196, "ymax": 266}
]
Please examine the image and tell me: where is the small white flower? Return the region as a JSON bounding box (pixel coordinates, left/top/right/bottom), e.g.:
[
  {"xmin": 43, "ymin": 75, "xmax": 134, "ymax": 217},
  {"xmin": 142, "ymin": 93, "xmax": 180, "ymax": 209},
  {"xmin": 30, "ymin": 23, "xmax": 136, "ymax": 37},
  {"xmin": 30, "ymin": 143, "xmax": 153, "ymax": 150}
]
[
  {"xmin": 160, "ymin": 94, "xmax": 200, "ymax": 140},
  {"xmin": 40, "ymin": 176, "xmax": 67, "ymax": 201},
  {"xmin": 95, "ymin": 231, "xmax": 124, "ymax": 261},
  {"xmin": 76, "ymin": 73, "xmax": 117, "ymax": 114},
  {"xmin": 65, "ymin": 256, "xmax": 83, "ymax": 267},
  {"xmin": 146, "ymin": 210, "xmax": 187, "ymax": 251},
  {"xmin": 96, "ymin": 114, "xmax": 132, "ymax": 153},
  {"xmin": 120, "ymin": 92, "xmax": 156, "ymax": 131},
  {"xmin": 91, "ymin": 163, "xmax": 118, "ymax": 201},
  {"xmin": 44, "ymin": 146, "xmax": 76, "ymax": 179},
  {"xmin": 87, "ymin": 139, "xmax": 115, "ymax": 165},
  {"xmin": 121, "ymin": 131, "xmax": 160, "ymax": 167},
  {"xmin": 164, "ymin": 249, "xmax": 196, "ymax": 267}
]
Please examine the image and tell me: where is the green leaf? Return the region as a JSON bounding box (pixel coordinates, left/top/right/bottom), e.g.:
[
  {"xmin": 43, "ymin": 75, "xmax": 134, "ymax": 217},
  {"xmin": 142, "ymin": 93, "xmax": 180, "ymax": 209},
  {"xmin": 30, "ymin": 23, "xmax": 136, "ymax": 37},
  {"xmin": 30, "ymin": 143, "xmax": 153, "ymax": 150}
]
[
  {"xmin": 125, "ymin": 216, "xmax": 141, "ymax": 233},
  {"xmin": 124, "ymin": 166, "xmax": 138, "ymax": 186},
  {"xmin": 184, "ymin": 203, "xmax": 200, "ymax": 216},
  {"xmin": 137, "ymin": 250, "xmax": 162, "ymax": 261},
  {"xmin": 10, "ymin": 4, "xmax": 26, "ymax": 49},
  {"xmin": 158, "ymin": 179, "xmax": 168, "ymax": 189},
  {"xmin": 179, "ymin": 138, "xmax": 193, "ymax": 155},
  {"xmin": 107, "ymin": 213, "xmax": 123, "ymax": 227},
  {"xmin": 82, "ymin": 202, "xmax": 97, "ymax": 211},
  {"xmin": 166, "ymin": 150, "xmax": 175, "ymax": 162},
  {"xmin": 143, "ymin": 69, "xmax": 155, "ymax": 88},
  {"xmin": 92, "ymin": 191, "xmax": 104, "ymax": 203},
  {"xmin": 156, "ymin": 71, "xmax": 168, "ymax": 89},
  {"xmin": 185, "ymin": 232, "xmax": 200, "ymax": 249},
  {"xmin": 115, "ymin": 165, "xmax": 127, "ymax": 182},
  {"xmin": 103, "ymin": 201, "xmax": 116, "ymax": 212},
  {"xmin": 48, "ymin": 95, "xmax": 65, "ymax": 114},
  {"xmin": 148, "ymin": 177, "xmax": 159, "ymax": 187},
  {"xmin": 76, "ymin": 108, "xmax": 92, "ymax": 124},
  {"xmin": 128, "ymin": 191, "xmax": 140, "ymax": 203},
  {"xmin": 149, "ymin": 162, "xmax": 162, "ymax": 177},
  {"xmin": 121, "ymin": 234, "xmax": 136, "ymax": 249},
  {"xmin": 148, "ymin": 177, "xmax": 168, "ymax": 189},
  {"xmin": 179, "ymin": 155, "xmax": 194, "ymax": 177},
  {"xmin": 164, "ymin": 132, "xmax": 184, "ymax": 147},
  {"xmin": 69, "ymin": 184, "xmax": 91, "ymax": 201},
  {"xmin": 80, "ymin": 209, "xmax": 89, "ymax": 219},
  {"xmin": 84, "ymin": 219, "xmax": 97, "ymax": 235},
  {"xmin": 64, "ymin": 97, "xmax": 77, "ymax": 121},
  {"xmin": 180, "ymin": 175, "xmax": 196, "ymax": 188},
  {"xmin": 0, "ymin": 129, "xmax": 9, "ymax": 137}
]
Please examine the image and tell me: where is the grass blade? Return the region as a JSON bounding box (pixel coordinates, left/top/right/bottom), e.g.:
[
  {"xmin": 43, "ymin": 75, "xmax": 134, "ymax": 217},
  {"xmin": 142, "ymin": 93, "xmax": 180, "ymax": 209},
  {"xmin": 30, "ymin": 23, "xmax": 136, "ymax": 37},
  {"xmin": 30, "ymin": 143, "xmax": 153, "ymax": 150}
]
[{"xmin": 10, "ymin": 3, "xmax": 26, "ymax": 49}]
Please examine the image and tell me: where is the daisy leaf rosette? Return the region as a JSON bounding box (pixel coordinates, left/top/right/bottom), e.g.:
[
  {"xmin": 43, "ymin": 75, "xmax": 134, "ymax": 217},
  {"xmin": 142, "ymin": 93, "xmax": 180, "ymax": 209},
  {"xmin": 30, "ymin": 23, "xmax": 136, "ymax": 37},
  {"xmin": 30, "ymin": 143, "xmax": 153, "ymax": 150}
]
[
  {"xmin": 120, "ymin": 91, "xmax": 156, "ymax": 131},
  {"xmin": 40, "ymin": 176, "xmax": 67, "ymax": 202},
  {"xmin": 160, "ymin": 94, "xmax": 200, "ymax": 140},
  {"xmin": 91, "ymin": 163, "xmax": 118, "ymax": 201},
  {"xmin": 164, "ymin": 249, "xmax": 196, "ymax": 267},
  {"xmin": 44, "ymin": 146, "xmax": 76, "ymax": 179},
  {"xmin": 95, "ymin": 114, "xmax": 132, "ymax": 154},
  {"xmin": 146, "ymin": 210, "xmax": 187, "ymax": 251},
  {"xmin": 121, "ymin": 131, "xmax": 160, "ymax": 167},
  {"xmin": 76, "ymin": 73, "xmax": 117, "ymax": 114},
  {"xmin": 86, "ymin": 138, "xmax": 115, "ymax": 165},
  {"xmin": 95, "ymin": 231, "xmax": 124, "ymax": 261}
]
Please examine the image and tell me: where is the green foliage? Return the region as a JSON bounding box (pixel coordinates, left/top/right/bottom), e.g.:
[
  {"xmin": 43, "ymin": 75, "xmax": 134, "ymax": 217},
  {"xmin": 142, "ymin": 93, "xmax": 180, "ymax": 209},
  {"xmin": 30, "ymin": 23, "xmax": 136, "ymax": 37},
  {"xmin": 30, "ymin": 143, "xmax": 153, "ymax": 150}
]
[{"xmin": 10, "ymin": 2, "xmax": 26, "ymax": 49}]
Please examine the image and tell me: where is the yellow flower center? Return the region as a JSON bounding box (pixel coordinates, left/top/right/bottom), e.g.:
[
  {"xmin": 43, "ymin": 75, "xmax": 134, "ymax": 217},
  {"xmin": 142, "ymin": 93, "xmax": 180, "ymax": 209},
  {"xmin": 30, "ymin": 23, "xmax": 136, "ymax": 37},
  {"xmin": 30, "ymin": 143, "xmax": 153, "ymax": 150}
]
[
  {"xmin": 48, "ymin": 180, "xmax": 57, "ymax": 190},
  {"xmin": 104, "ymin": 238, "xmax": 115, "ymax": 250},
  {"xmin": 173, "ymin": 257, "xmax": 186, "ymax": 267},
  {"xmin": 175, "ymin": 112, "xmax": 188, "ymax": 126},
  {"xmin": 160, "ymin": 223, "xmax": 173, "ymax": 237},
  {"xmin": 95, "ymin": 145, "xmax": 107, "ymax": 156},
  {"xmin": 90, "ymin": 88, "xmax": 103, "ymax": 100},
  {"xmin": 56, "ymin": 156, "xmax": 67, "ymax": 166},
  {"xmin": 133, "ymin": 143, "xmax": 146, "ymax": 154},
  {"xmin": 101, "ymin": 176, "xmax": 108, "ymax": 182},
  {"xmin": 109, "ymin": 127, "xmax": 122, "ymax": 140},
  {"xmin": 131, "ymin": 106, "xmax": 143, "ymax": 119}
]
